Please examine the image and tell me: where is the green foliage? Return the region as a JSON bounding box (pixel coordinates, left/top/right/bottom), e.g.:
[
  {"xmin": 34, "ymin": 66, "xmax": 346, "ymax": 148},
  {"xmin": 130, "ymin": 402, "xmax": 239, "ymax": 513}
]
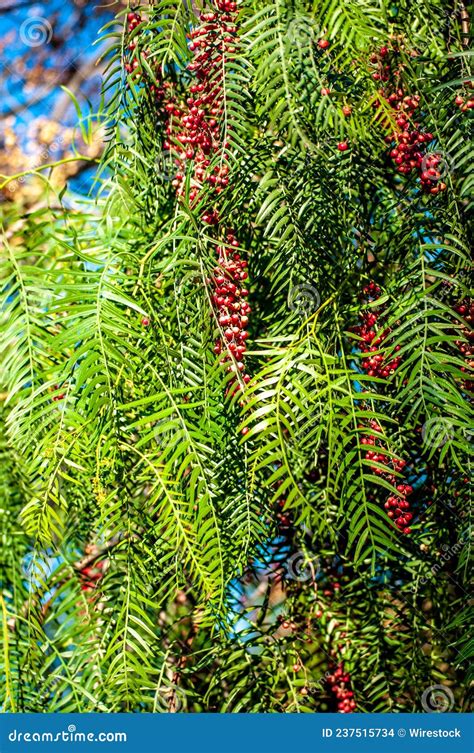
[{"xmin": 0, "ymin": 0, "xmax": 471, "ymax": 713}]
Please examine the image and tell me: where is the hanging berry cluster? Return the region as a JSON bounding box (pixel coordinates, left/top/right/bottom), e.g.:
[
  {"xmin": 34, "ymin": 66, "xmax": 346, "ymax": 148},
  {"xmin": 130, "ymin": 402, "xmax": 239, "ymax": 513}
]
[
  {"xmin": 212, "ymin": 230, "xmax": 252, "ymax": 396},
  {"xmin": 454, "ymin": 92, "xmax": 474, "ymax": 112},
  {"xmin": 371, "ymin": 44, "xmax": 447, "ymax": 195},
  {"xmin": 326, "ymin": 663, "xmax": 357, "ymax": 713},
  {"xmin": 454, "ymin": 297, "xmax": 473, "ymax": 392},
  {"xmin": 125, "ymin": 11, "xmax": 143, "ymax": 80},
  {"xmin": 383, "ymin": 484, "xmax": 414, "ymax": 533},
  {"xmin": 52, "ymin": 384, "xmax": 65, "ymax": 402},
  {"xmin": 124, "ymin": 11, "xmax": 165, "ymax": 100},
  {"xmin": 162, "ymin": 1, "xmax": 238, "ymax": 207},
  {"xmin": 360, "ymin": 419, "xmax": 406, "ymax": 476},
  {"xmin": 79, "ymin": 559, "xmax": 105, "ymax": 594},
  {"xmin": 359, "ymin": 419, "xmax": 413, "ymax": 535},
  {"xmin": 161, "ymin": 1, "xmax": 251, "ymax": 398},
  {"xmin": 360, "ymin": 416, "xmax": 414, "ymax": 534},
  {"xmin": 351, "ymin": 283, "xmax": 414, "ymax": 533},
  {"xmin": 352, "ymin": 281, "xmax": 402, "ymax": 379}
]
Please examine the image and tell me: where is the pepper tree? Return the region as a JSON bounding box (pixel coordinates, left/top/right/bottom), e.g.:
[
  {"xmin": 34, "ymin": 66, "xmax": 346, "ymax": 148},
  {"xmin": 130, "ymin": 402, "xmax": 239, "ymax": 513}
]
[{"xmin": 0, "ymin": 0, "xmax": 472, "ymax": 713}]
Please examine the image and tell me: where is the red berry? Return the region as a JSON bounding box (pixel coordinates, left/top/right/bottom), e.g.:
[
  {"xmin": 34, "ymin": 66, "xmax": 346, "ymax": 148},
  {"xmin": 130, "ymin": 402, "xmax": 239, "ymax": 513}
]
[{"xmin": 337, "ymin": 142, "xmax": 349, "ymax": 152}]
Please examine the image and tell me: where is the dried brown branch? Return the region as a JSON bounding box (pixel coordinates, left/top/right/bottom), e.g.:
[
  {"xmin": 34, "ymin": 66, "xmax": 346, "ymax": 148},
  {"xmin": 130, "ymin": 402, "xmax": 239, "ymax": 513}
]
[{"xmin": 459, "ymin": 1, "xmax": 470, "ymax": 47}]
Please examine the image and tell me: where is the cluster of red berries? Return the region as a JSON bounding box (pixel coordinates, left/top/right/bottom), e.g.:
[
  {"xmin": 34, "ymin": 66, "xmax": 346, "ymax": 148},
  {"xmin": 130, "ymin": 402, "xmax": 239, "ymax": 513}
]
[
  {"xmin": 211, "ymin": 240, "xmax": 251, "ymax": 401},
  {"xmin": 454, "ymin": 94, "xmax": 474, "ymax": 112},
  {"xmin": 371, "ymin": 45, "xmax": 446, "ymax": 194},
  {"xmin": 163, "ymin": 2, "xmax": 238, "ymax": 207},
  {"xmin": 163, "ymin": 98, "xmax": 231, "ymax": 206},
  {"xmin": 126, "ymin": 4, "xmax": 251, "ymax": 396},
  {"xmin": 125, "ymin": 10, "xmax": 143, "ymax": 80},
  {"xmin": 126, "ymin": 11, "xmax": 141, "ymax": 33},
  {"xmin": 162, "ymin": 2, "xmax": 251, "ymax": 399},
  {"xmin": 352, "ymin": 281, "xmax": 402, "ymax": 379},
  {"xmin": 212, "ymin": 230, "xmax": 252, "ymax": 396},
  {"xmin": 124, "ymin": 12, "xmax": 166, "ymax": 100},
  {"xmin": 327, "ymin": 663, "xmax": 357, "ymax": 713},
  {"xmin": 384, "ymin": 486, "xmax": 414, "ymax": 533},
  {"xmin": 418, "ymin": 151, "xmax": 448, "ymax": 194},
  {"xmin": 454, "ymin": 297, "xmax": 474, "ymax": 391},
  {"xmin": 351, "ymin": 282, "xmax": 414, "ymax": 533},
  {"xmin": 79, "ymin": 559, "xmax": 105, "ymax": 593},
  {"xmin": 52, "ymin": 384, "xmax": 65, "ymax": 402},
  {"xmin": 360, "ymin": 418, "xmax": 406, "ymax": 475},
  {"xmin": 370, "ymin": 44, "xmax": 391, "ymax": 82},
  {"xmin": 384, "ymin": 96, "xmax": 442, "ymax": 192},
  {"xmin": 359, "ymin": 418, "xmax": 413, "ymax": 533}
]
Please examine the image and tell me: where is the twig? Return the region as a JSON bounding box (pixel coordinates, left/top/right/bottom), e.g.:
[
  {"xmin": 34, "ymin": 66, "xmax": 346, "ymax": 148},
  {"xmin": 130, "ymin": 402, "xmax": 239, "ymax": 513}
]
[
  {"xmin": 459, "ymin": 2, "xmax": 470, "ymax": 47},
  {"xmin": 73, "ymin": 535, "xmax": 126, "ymax": 572}
]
